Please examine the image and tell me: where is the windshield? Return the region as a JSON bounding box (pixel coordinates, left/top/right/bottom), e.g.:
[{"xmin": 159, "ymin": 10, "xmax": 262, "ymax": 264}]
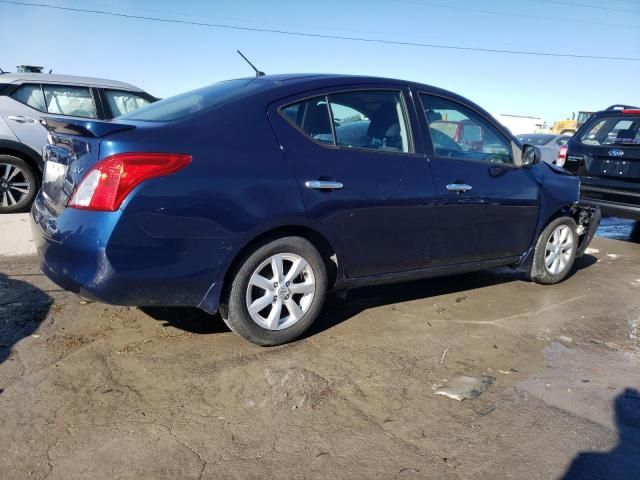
[
  {"xmin": 118, "ymin": 78, "xmax": 265, "ymax": 122},
  {"xmin": 579, "ymin": 115, "xmax": 640, "ymax": 146},
  {"xmin": 517, "ymin": 134, "xmax": 554, "ymax": 146}
]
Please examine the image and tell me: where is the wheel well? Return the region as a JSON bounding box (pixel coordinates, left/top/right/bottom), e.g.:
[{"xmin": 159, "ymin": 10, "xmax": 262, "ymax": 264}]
[
  {"xmin": 220, "ymin": 225, "xmax": 339, "ymax": 301},
  {"xmin": 0, "ymin": 147, "xmax": 42, "ymax": 181},
  {"xmin": 560, "ymin": 129, "xmax": 575, "ymax": 135},
  {"xmin": 542, "ymin": 205, "xmax": 574, "ymax": 230}
]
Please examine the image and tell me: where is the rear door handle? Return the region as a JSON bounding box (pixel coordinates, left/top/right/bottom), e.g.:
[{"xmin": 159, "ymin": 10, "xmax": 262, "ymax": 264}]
[
  {"xmin": 305, "ymin": 180, "xmax": 344, "ymax": 190},
  {"xmin": 7, "ymin": 115, "xmax": 36, "ymax": 124},
  {"xmin": 446, "ymin": 183, "xmax": 473, "ymax": 193}
]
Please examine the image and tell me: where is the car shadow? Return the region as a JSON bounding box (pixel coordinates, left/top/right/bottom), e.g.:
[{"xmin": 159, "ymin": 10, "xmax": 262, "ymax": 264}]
[
  {"xmin": 141, "ymin": 306, "xmax": 231, "ymax": 335},
  {"xmin": 0, "ymin": 271, "xmax": 52, "ymax": 364},
  {"xmin": 140, "ymin": 255, "xmax": 599, "ymax": 339},
  {"xmin": 561, "ymin": 388, "xmax": 640, "ymax": 479}
]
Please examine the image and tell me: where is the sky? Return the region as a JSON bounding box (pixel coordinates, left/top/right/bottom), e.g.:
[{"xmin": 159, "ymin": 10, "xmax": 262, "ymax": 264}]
[{"xmin": 1, "ymin": 0, "xmax": 639, "ymax": 122}]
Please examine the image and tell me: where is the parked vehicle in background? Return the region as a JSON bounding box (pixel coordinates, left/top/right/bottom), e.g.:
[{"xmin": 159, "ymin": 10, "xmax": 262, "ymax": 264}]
[
  {"xmin": 551, "ymin": 110, "xmax": 594, "ymax": 135},
  {"xmin": 495, "ymin": 113, "xmax": 544, "ymax": 136},
  {"xmin": 31, "ymin": 74, "xmax": 600, "ymax": 346},
  {"xmin": 0, "ymin": 72, "xmax": 156, "ymax": 213},
  {"xmin": 516, "ymin": 133, "xmax": 571, "ymax": 164},
  {"xmin": 562, "ymin": 105, "xmax": 640, "ymax": 220}
]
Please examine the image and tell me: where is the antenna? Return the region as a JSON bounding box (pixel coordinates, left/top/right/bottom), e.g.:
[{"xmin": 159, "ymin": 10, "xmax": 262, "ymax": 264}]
[{"xmin": 237, "ymin": 50, "xmax": 265, "ymax": 77}]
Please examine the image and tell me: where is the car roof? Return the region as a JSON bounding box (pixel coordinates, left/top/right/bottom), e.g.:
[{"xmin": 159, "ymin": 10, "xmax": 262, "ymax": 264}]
[
  {"xmin": 224, "ymin": 73, "xmax": 487, "ymax": 112},
  {"xmin": 0, "ymin": 72, "xmax": 144, "ymax": 92}
]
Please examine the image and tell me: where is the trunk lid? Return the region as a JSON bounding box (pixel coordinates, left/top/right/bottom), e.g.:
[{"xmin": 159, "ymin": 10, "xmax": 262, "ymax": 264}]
[
  {"xmin": 576, "ymin": 113, "xmax": 640, "ymax": 182},
  {"xmin": 583, "ymin": 147, "xmax": 640, "ymax": 182},
  {"xmin": 40, "ymin": 117, "xmax": 135, "ymax": 214}
]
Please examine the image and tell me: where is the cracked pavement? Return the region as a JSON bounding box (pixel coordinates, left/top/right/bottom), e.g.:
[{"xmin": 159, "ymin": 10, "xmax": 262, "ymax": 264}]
[{"xmin": 1, "ymin": 235, "xmax": 639, "ymax": 479}]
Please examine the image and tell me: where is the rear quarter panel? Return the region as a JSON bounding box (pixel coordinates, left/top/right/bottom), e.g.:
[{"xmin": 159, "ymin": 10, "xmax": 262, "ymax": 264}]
[{"xmin": 101, "ymin": 97, "xmax": 308, "ymax": 304}]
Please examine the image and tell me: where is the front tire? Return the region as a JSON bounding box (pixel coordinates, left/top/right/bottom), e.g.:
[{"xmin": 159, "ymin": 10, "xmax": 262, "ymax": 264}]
[
  {"xmin": 0, "ymin": 155, "xmax": 39, "ymax": 213},
  {"xmin": 529, "ymin": 216, "xmax": 578, "ymax": 285},
  {"xmin": 220, "ymin": 236, "xmax": 327, "ymax": 346}
]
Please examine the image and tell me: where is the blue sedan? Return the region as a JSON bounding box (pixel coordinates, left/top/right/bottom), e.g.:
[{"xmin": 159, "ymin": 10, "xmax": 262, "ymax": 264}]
[{"xmin": 31, "ymin": 74, "xmax": 600, "ymax": 345}]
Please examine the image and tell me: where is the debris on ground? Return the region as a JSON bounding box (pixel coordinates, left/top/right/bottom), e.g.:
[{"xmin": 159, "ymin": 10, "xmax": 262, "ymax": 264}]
[
  {"xmin": 434, "ymin": 375, "xmax": 494, "ymax": 401},
  {"xmin": 455, "ymin": 296, "xmax": 467, "ymax": 303},
  {"xmin": 557, "ymin": 335, "xmax": 573, "ymax": 345},
  {"xmin": 584, "ymin": 247, "xmax": 599, "ymax": 254},
  {"xmin": 475, "ymin": 404, "xmax": 497, "ymax": 417},
  {"xmin": 439, "ymin": 347, "xmax": 450, "ymax": 365}
]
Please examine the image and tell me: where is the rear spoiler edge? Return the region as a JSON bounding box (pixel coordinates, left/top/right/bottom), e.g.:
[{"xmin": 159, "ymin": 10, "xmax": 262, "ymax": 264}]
[{"xmin": 40, "ymin": 116, "xmax": 136, "ymax": 138}]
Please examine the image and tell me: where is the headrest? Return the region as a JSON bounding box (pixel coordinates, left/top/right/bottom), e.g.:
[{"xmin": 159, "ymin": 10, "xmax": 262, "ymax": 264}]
[
  {"xmin": 616, "ymin": 129, "xmax": 634, "ymax": 142},
  {"xmin": 367, "ymin": 103, "xmax": 398, "ymax": 138},
  {"xmin": 305, "ymin": 103, "xmax": 332, "ymax": 135}
]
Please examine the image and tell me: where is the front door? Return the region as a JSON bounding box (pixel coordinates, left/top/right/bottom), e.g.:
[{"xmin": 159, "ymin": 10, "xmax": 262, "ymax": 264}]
[
  {"xmin": 268, "ymin": 86, "xmax": 437, "ymax": 278},
  {"xmin": 416, "ymin": 92, "xmax": 540, "ymax": 266}
]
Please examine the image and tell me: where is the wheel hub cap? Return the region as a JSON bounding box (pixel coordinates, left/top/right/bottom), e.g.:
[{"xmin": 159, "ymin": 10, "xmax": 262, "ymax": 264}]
[
  {"xmin": 544, "ymin": 224, "xmax": 575, "ymax": 275},
  {"xmin": 245, "ymin": 252, "xmax": 316, "ymax": 331},
  {"xmin": 0, "ymin": 163, "xmax": 31, "ymax": 208},
  {"xmin": 277, "ymin": 285, "xmax": 290, "ymax": 300}
]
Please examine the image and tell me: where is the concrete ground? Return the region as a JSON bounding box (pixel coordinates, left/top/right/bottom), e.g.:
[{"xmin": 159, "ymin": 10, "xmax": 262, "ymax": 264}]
[
  {"xmin": 0, "ymin": 213, "xmax": 36, "ymax": 257},
  {"xmin": 0, "ymin": 235, "xmax": 639, "ymax": 479}
]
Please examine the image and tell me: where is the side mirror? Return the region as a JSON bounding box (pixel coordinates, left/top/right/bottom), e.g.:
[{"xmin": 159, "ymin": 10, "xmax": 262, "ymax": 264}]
[{"xmin": 522, "ymin": 144, "xmax": 541, "ymax": 167}]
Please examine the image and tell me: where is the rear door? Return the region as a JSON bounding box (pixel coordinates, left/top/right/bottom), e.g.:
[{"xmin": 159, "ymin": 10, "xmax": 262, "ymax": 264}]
[
  {"xmin": 416, "ymin": 92, "xmax": 539, "ymax": 266},
  {"xmin": 268, "ymin": 85, "xmax": 437, "ymax": 278}
]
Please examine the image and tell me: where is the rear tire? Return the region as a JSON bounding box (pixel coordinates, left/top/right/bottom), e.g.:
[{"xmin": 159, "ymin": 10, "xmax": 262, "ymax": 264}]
[
  {"xmin": 219, "ymin": 236, "xmax": 327, "ymax": 346},
  {"xmin": 529, "ymin": 216, "xmax": 578, "ymax": 285},
  {"xmin": 0, "ymin": 155, "xmax": 38, "ymax": 213}
]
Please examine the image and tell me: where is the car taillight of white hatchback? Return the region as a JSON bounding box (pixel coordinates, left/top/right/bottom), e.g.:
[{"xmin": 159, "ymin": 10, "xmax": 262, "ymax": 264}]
[
  {"xmin": 69, "ymin": 153, "xmax": 191, "ymax": 211},
  {"xmin": 556, "ymin": 145, "xmax": 568, "ymax": 167}
]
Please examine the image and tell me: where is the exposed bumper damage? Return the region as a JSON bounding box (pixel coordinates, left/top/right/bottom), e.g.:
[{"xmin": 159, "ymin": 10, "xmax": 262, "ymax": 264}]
[{"xmin": 571, "ymin": 203, "xmax": 601, "ymax": 258}]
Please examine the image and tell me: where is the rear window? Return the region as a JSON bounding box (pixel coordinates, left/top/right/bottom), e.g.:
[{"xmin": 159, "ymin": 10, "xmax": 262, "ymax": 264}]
[
  {"xmin": 118, "ymin": 79, "xmax": 265, "ymax": 122},
  {"xmin": 579, "ymin": 115, "xmax": 640, "ymax": 146}
]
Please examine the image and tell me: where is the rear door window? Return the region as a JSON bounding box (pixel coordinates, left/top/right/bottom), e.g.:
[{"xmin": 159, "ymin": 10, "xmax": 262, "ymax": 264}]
[
  {"xmin": 43, "ymin": 85, "xmax": 97, "ymax": 118},
  {"xmin": 11, "ymin": 84, "xmax": 46, "ymax": 111},
  {"xmin": 104, "ymin": 89, "xmax": 151, "ymax": 117},
  {"xmin": 328, "ymin": 91, "xmax": 411, "ymax": 153},
  {"xmin": 281, "ymin": 90, "xmax": 412, "ymax": 153},
  {"xmin": 281, "ymin": 96, "xmax": 334, "ymax": 145}
]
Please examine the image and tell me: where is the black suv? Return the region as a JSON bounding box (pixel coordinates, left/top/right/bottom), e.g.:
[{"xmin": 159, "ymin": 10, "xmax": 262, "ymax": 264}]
[{"xmin": 562, "ymin": 105, "xmax": 640, "ymax": 220}]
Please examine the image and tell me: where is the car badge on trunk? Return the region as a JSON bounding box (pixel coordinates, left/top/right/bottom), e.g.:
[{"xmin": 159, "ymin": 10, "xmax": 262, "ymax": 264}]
[{"xmin": 609, "ymin": 149, "xmax": 624, "ymax": 157}]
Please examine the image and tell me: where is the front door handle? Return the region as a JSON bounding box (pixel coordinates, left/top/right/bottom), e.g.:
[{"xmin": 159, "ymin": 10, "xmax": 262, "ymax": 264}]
[
  {"xmin": 305, "ymin": 180, "xmax": 344, "ymax": 190},
  {"xmin": 7, "ymin": 115, "xmax": 36, "ymax": 124},
  {"xmin": 446, "ymin": 183, "xmax": 473, "ymax": 193}
]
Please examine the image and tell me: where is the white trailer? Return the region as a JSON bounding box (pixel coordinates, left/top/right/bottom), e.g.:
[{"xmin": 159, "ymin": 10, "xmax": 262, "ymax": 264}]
[{"xmin": 493, "ymin": 114, "xmax": 546, "ymax": 135}]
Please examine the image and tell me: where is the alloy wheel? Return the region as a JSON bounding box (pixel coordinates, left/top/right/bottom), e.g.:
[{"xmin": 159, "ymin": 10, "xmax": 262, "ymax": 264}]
[
  {"xmin": 245, "ymin": 253, "xmax": 316, "ymax": 330},
  {"xmin": 545, "ymin": 224, "xmax": 575, "ymax": 275},
  {"xmin": 0, "ymin": 162, "xmax": 31, "ymax": 208}
]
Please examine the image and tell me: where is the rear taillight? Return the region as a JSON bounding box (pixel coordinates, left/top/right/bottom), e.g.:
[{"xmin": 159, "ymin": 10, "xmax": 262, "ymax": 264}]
[
  {"xmin": 622, "ymin": 109, "xmax": 640, "ymax": 115},
  {"xmin": 556, "ymin": 145, "xmax": 568, "ymax": 167},
  {"xmin": 69, "ymin": 152, "xmax": 191, "ymax": 211}
]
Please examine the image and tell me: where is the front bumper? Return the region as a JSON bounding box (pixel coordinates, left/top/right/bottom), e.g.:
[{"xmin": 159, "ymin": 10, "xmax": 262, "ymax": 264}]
[{"xmin": 573, "ymin": 204, "xmax": 601, "ymax": 258}]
